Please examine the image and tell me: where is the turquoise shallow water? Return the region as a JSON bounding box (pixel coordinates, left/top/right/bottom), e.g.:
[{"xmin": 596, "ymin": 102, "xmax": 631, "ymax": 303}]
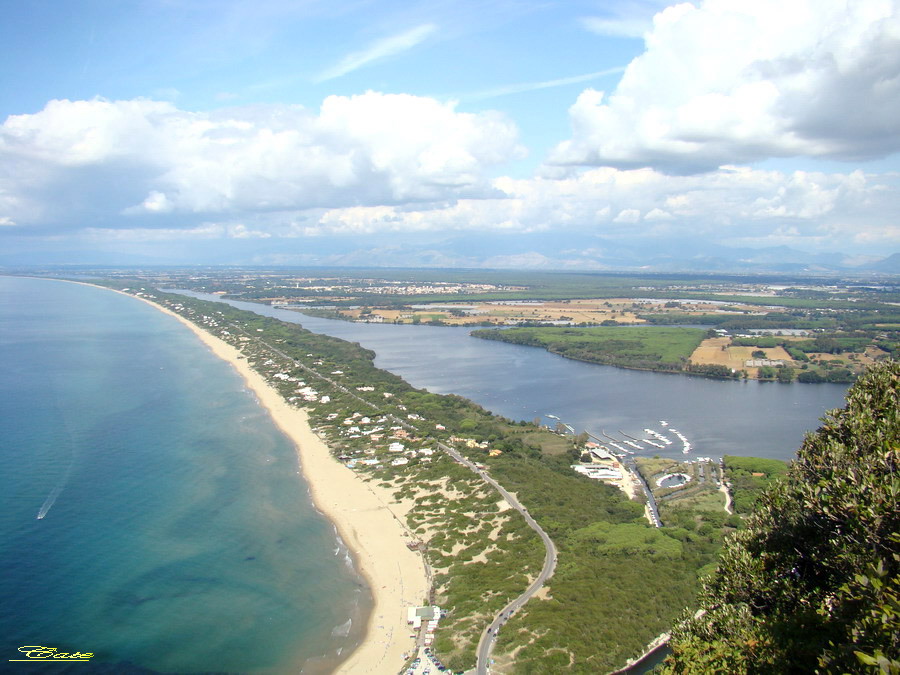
[{"xmin": 0, "ymin": 277, "xmax": 367, "ymax": 673}]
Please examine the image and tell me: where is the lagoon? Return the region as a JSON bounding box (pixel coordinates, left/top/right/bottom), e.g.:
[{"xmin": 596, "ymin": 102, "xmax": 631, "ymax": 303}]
[{"xmin": 173, "ymin": 291, "xmax": 850, "ymax": 462}]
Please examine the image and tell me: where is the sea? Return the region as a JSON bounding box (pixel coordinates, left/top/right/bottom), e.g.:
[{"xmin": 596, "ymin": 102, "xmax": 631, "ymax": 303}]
[{"xmin": 0, "ymin": 277, "xmax": 367, "ymax": 673}]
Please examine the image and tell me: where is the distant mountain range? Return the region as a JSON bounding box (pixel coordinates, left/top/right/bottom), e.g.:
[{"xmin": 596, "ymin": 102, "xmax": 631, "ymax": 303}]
[
  {"xmin": 290, "ymin": 238, "xmax": 900, "ymax": 276},
  {"xmin": 2, "ymin": 234, "xmax": 898, "ymax": 276}
]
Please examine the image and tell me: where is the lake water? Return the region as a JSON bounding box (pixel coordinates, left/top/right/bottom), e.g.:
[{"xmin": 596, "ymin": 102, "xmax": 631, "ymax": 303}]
[
  {"xmin": 172, "ymin": 292, "xmax": 850, "ymax": 462},
  {"xmin": 0, "ymin": 277, "xmax": 367, "ymax": 673}
]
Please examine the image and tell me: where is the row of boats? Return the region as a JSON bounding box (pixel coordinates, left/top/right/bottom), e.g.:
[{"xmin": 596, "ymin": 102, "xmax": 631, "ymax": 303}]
[{"xmin": 548, "ymin": 415, "xmax": 693, "ymax": 456}]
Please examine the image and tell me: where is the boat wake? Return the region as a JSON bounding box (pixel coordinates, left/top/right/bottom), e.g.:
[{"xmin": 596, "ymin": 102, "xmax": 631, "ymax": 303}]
[
  {"xmin": 36, "ymin": 484, "xmax": 65, "ymax": 520},
  {"xmin": 36, "ymin": 456, "xmax": 75, "ymax": 520},
  {"xmin": 36, "ymin": 403, "xmax": 77, "ymax": 521}
]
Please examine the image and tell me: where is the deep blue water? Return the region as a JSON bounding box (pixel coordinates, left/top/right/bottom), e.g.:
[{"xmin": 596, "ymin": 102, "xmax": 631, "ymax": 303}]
[
  {"xmin": 172, "ymin": 291, "xmax": 850, "ymax": 462},
  {"xmin": 0, "ymin": 277, "xmax": 366, "ymax": 673}
]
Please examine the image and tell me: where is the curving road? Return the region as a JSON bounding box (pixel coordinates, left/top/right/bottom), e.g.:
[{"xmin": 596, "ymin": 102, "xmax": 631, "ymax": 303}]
[{"xmin": 439, "ymin": 444, "xmax": 558, "ymax": 675}]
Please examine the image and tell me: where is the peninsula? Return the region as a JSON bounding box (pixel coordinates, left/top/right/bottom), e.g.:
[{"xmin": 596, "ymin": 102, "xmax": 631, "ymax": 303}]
[{"xmin": 97, "ymin": 282, "xmax": 712, "ymax": 673}]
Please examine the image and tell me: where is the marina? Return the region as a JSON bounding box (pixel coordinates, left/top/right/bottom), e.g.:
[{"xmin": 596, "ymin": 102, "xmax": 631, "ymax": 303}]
[{"xmin": 568, "ymin": 415, "xmax": 705, "ymax": 529}]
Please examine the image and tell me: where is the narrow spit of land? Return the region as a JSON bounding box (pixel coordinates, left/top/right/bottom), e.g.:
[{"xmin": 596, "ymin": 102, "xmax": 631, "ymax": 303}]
[
  {"xmin": 107, "ymin": 284, "xmax": 561, "ymax": 672},
  {"xmin": 231, "ymin": 320, "xmax": 560, "ymax": 674}
]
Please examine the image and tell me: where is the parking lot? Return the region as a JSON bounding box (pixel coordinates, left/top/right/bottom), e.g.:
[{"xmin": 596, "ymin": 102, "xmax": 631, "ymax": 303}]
[{"xmin": 405, "ymin": 645, "xmax": 452, "ymax": 674}]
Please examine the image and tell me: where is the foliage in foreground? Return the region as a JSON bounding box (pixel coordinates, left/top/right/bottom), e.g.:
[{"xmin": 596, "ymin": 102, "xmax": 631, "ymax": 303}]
[
  {"xmin": 663, "ymin": 361, "xmax": 900, "ymax": 673},
  {"xmin": 722, "ymin": 455, "xmax": 789, "ymax": 515}
]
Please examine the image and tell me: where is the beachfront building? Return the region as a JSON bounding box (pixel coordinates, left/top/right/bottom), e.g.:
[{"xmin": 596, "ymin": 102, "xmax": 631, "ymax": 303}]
[
  {"xmin": 406, "ymin": 605, "xmax": 442, "ymax": 630},
  {"xmin": 572, "ymin": 464, "xmax": 624, "ymax": 481}
]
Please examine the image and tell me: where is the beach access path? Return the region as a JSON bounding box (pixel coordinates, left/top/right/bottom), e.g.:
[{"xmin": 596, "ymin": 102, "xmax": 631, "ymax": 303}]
[{"xmin": 104, "ymin": 286, "xmax": 430, "ymax": 674}]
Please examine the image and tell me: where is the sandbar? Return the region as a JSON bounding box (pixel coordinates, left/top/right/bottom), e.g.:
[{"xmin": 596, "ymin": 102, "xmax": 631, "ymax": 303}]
[{"xmin": 106, "ymin": 286, "xmax": 430, "ymax": 673}]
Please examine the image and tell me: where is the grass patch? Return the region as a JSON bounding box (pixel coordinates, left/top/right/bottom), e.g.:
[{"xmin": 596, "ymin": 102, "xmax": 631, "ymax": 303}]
[{"xmin": 472, "ymin": 326, "xmax": 705, "ymax": 374}]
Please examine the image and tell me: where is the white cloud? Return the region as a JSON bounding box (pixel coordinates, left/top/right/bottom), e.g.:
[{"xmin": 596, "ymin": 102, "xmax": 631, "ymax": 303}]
[
  {"xmin": 464, "ymin": 67, "xmax": 626, "ymax": 101},
  {"xmin": 290, "ymin": 166, "xmax": 898, "ymax": 254},
  {"xmin": 315, "ymin": 24, "xmax": 437, "ymax": 82},
  {"xmin": 230, "ymin": 224, "xmax": 271, "ymax": 239},
  {"xmin": 0, "ymin": 94, "xmax": 522, "ymax": 227},
  {"xmin": 613, "ymin": 208, "xmax": 641, "ymax": 223},
  {"xmin": 1, "ymin": 93, "xmax": 896, "ymax": 257},
  {"xmin": 84, "ymin": 223, "xmax": 226, "ymax": 242},
  {"xmin": 645, "ymin": 207, "xmax": 672, "ymax": 220},
  {"xmin": 132, "ymin": 190, "xmax": 173, "ymax": 214},
  {"xmin": 553, "ymin": 0, "xmax": 900, "ymax": 173},
  {"xmin": 581, "ymin": 0, "xmax": 674, "ymax": 38}
]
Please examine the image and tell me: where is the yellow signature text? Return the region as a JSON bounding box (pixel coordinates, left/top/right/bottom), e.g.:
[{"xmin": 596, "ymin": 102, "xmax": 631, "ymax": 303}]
[{"xmin": 10, "ymin": 646, "xmax": 94, "ymax": 661}]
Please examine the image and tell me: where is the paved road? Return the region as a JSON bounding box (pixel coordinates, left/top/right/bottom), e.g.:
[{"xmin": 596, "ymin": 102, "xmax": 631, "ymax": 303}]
[
  {"xmin": 439, "ymin": 444, "xmax": 558, "ymax": 675},
  {"xmin": 621, "ymin": 456, "xmax": 662, "ymax": 527}
]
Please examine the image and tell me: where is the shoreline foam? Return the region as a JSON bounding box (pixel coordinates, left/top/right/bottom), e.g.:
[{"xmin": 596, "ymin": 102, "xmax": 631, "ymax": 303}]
[{"xmin": 97, "ymin": 283, "xmax": 430, "ymax": 673}]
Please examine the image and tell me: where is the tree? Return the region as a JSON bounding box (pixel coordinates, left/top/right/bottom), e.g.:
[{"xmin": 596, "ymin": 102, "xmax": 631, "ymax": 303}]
[
  {"xmin": 758, "ymin": 365, "xmax": 776, "ymax": 379},
  {"xmin": 814, "ymin": 335, "xmax": 839, "ymax": 354},
  {"xmin": 662, "ymin": 362, "xmax": 900, "ymax": 673},
  {"xmin": 798, "ymin": 370, "xmax": 825, "ymax": 383}
]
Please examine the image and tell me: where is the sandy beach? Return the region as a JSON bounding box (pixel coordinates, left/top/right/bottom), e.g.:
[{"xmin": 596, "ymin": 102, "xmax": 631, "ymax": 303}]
[{"xmin": 114, "ymin": 288, "xmax": 431, "ymax": 673}]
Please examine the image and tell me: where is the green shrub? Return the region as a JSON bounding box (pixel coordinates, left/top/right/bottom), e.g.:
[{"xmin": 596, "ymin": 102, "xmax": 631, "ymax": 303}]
[{"xmin": 663, "ymin": 362, "xmax": 900, "ymax": 673}]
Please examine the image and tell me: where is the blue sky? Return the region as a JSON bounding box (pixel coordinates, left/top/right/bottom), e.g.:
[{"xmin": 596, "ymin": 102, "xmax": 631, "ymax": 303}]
[{"xmin": 1, "ymin": 0, "xmax": 899, "ymax": 269}]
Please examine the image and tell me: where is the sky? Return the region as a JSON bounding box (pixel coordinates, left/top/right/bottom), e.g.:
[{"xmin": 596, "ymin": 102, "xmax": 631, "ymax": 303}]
[{"xmin": 1, "ymin": 0, "xmax": 899, "ymax": 270}]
